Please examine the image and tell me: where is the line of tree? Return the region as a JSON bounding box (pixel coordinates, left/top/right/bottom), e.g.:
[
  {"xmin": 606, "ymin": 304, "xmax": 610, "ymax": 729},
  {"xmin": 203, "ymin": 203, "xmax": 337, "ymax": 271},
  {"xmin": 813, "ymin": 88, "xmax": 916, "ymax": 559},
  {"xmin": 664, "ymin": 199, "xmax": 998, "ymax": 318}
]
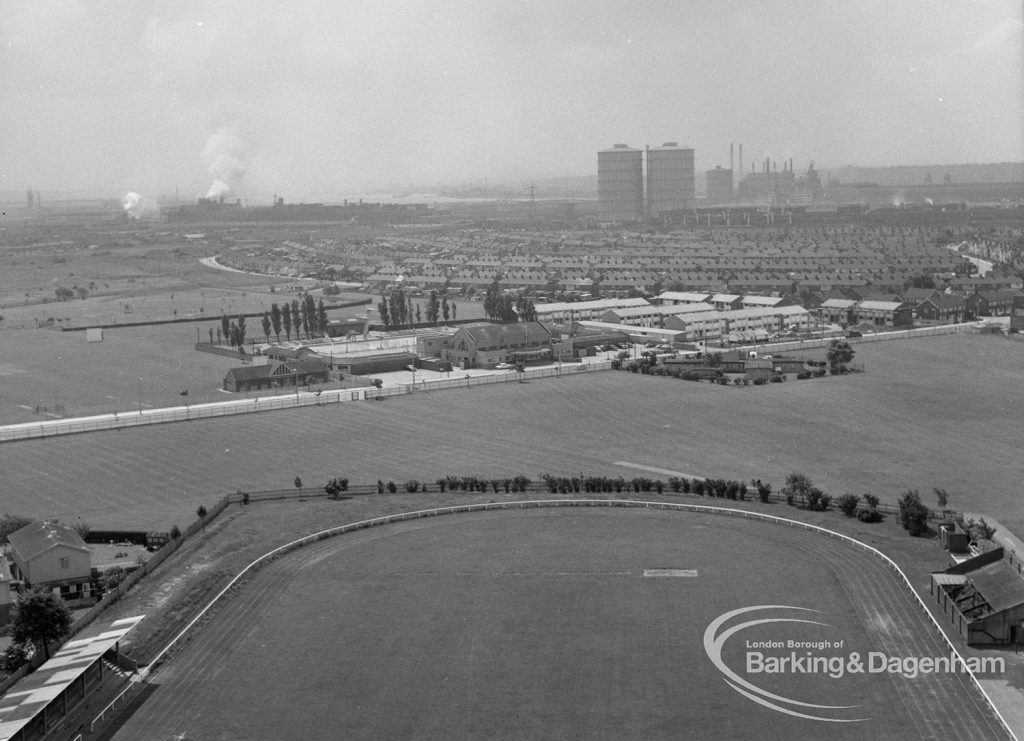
[
  {"xmin": 257, "ymin": 295, "xmax": 330, "ymax": 343},
  {"xmin": 378, "ymin": 288, "xmax": 457, "ymax": 329},
  {"xmin": 484, "ymin": 277, "xmax": 537, "ymax": 322}
]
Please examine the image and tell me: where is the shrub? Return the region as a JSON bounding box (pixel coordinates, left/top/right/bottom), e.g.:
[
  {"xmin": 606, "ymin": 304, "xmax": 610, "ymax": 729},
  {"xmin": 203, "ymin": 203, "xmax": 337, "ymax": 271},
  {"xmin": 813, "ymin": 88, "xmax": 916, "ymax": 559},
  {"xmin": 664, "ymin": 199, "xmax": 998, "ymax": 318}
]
[
  {"xmin": 611, "ymin": 359, "xmax": 622, "ymax": 370},
  {"xmin": 668, "ymin": 477, "xmax": 682, "ymax": 493},
  {"xmin": 655, "ymin": 480, "xmax": 664, "ymax": 494},
  {"xmin": 858, "ymin": 508, "xmax": 884, "ymax": 523},
  {"xmin": 796, "ymin": 370, "xmax": 812, "ymax": 380},
  {"xmin": 387, "ymin": 480, "xmax": 397, "ymax": 494},
  {"xmin": 404, "ymin": 480, "xmax": 420, "ymax": 493},
  {"xmin": 436, "ymin": 479, "xmax": 447, "ymax": 492},
  {"xmin": 752, "ymin": 377, "xmax": 768, "ymax": 385},
  {"xmin": 862, "ymin": 493, "xmax": 880, "ymax": 509},
  {"xmin": 837, "ymin": 493, "xmax": 860, "ymax": 517},
  {"xmin": 681, "ymin": 477, "xmax": 691, "ymax": 494},
  {"xmin": 897, "ymin": 489, "xmax": 929, "ymax": 536},
  {"xmin": 169, "ymin": 525, "xmax": 181, "ymax": 539},
  {"xmin": 752, "ymin": 479, "xmax": 772, "ymax": 503}
]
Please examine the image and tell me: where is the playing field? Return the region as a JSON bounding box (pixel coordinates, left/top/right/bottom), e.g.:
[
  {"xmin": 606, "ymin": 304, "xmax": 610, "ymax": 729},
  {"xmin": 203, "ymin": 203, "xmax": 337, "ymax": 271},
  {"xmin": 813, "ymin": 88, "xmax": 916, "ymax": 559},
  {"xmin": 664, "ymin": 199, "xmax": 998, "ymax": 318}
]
[
  {"xmin": 107, "ymin": 507, "xmax": 1004, "ymax": 740},
  {"xmin": 2, "ymin": 332, "xmax": 1023, "ymax": 537}
]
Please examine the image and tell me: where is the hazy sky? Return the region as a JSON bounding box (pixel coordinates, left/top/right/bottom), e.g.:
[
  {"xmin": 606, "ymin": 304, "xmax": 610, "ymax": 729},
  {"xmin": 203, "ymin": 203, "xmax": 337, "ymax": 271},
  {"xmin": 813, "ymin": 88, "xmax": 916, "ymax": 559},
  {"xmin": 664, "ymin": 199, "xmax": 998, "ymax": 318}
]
[{"xmin": 1, "ymin": 0, "xmax": 1021, "ymax": 201}]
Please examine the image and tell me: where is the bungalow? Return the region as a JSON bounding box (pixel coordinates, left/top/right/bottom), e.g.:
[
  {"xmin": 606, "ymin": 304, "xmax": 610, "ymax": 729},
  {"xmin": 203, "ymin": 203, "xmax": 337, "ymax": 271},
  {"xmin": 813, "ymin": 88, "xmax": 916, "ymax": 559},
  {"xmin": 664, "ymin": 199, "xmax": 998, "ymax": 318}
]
[
  {"xmin": 223, "ymin": 358, "xmax": 330, "ymax": 392},
  {"xmin": 447, "ymin": 321, "xmax": 552, "ymax": 369},
  {"xmin": 8, "ymin": 520, "xmax": 92, "ymax": 603}
]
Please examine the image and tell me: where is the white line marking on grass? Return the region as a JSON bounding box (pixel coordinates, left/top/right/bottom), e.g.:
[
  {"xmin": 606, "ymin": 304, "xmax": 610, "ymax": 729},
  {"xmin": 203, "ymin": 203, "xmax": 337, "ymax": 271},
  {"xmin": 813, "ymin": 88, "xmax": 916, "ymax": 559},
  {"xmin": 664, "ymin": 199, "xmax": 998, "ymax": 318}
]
[
  {"xmin": 16, "ymin": 404, "xmax": 33, "ymax": 410},
  {"xmin": 643, "ymin": 569, "xmax": 698, "ymax": 577},
  {"xmin": 614, "ymin": 462, "xmax": 704, "ymax": 479}
]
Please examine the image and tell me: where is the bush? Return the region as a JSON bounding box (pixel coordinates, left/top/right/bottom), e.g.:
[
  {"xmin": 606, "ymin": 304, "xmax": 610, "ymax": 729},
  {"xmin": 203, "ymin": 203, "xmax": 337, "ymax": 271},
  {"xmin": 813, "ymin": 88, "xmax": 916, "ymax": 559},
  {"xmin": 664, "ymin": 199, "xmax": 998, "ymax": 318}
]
[
  {"xmin": 862, "ymin": 493, "xmax": 880, "ymax": 509},
  {"xmin": 387, "ymin": 480, "xmax": 397, "ymax": 494},
  {"xmin": 752, "ymin": 377, "xmax": 768, "ymax": 385},
  {"xmin": 796, "ymin": 370, "xmax": 812, "ymax": 380},
  {"xmin": 169, "ymin": 525, "xmax": 181, "ymax": 539},
  {"xmin": 858, "ymin": 508, "xmax": 884, "ymax": 523},
  {"xmin": 897, "ymin": 489, "xmax": 929, "ymax": 536},
  {"xmin": 837, "ymin": 493, "xmax": 860, "ymax": 517},
  {"xmin": 404, "ymin": 480, "xmax": 420, "ymax": 493}
]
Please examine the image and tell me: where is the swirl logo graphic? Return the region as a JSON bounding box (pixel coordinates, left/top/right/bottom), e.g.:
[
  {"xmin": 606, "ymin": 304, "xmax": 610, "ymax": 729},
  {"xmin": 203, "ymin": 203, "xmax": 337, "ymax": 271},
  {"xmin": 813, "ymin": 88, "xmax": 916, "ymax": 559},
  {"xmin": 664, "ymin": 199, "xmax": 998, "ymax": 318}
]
[{"xmin": 703, "ymin": 605, "xmax": 868, "ymax": 722}]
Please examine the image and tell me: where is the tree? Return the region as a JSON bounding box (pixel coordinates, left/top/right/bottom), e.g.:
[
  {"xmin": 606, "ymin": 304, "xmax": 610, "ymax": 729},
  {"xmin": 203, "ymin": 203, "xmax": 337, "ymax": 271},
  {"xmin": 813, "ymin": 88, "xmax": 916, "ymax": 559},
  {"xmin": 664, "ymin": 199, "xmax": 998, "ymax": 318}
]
[
  {"xmin": 54, "ymin": 286, "xmax": 74, "ymax": 301},
  {"xmin": 236, "ymin": 315, "xmax": 246, "ymax": 347},
  {"xmin": 897, "ymin": 489, "xmax": 929, "ymax": 536},
  {"xmin": 415, "ymin": 304, "xmax": 422, "ymax": 324},
  {"xmin": 11, "ymin": 588, "xmax": 73, "ymax": 660},
  {"xmin": 934, "ymin": 487, "xmax": 949, "ymax": 511},
  {"xmin": 826, "ymin": 339, "xmax": 855, "ymax": 373},
  {"xmin": 441, "ymin": 296, "xmax": 450, "ymax": 323},
  {"xmin": 75, "ymin": 287, "xmax": 89, "ymax": 300},
  {"xmin": 451, "ymin": 301, "xmax": 457, "ymax": 321},
  {"xmin": 221, "ymin": 312, "xmax": 230, "ymax": 343},
  {"xmin": 271, "ymin": 303, "xmax": 283, "ymax": 342},
  {"xmin": 378, "ymin": 297, "xmax": 391, "ymax": 327},
  {"xmin": 782, "ymin": 472, "xmax": 815, "ymax": 507},
  {"xmin": 837, "ymin": 493, "xmax": 860, "ymax": 517},
  {"xmin": 282, "ymin": 303, "xmax": 293, "ymax": 339},
  {"xmin": 0, "ymin": 513, "xmax": 32, "ymax": 546},
  {"xmin": 317, "ymin": 299, "xmax": 328, "ymax": 336},
  {"xmin": 294, "ymin": 476, "xmax": 303, "ymax": 495},
  {"xmin": 291, "ymin": 300, "xmax": 301, "ymax": 339},
  {"xmin": 262, "ymin": 312, "xmax": 272, "ymax": 342},
  {"xmin": 196, "ymin": 505, "xmax": 208, "ymax": 532},
  {"xmin": 427, "ymin": 290, "xmax": 440, "ymax": 324}
]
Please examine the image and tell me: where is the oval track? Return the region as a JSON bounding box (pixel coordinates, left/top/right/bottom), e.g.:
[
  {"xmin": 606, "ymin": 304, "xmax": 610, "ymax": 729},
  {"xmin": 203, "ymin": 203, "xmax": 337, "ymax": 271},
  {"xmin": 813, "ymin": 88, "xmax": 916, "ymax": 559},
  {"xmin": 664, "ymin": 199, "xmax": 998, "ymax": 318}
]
[{"xmin": 107, "ymin": 507, "xmax": 1007, "ymax": 740}]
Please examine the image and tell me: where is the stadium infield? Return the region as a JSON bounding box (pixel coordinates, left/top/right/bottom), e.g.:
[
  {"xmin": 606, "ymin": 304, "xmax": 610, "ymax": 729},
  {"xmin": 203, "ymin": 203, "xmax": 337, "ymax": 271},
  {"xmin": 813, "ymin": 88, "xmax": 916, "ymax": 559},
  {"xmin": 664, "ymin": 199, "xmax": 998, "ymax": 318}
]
[{"xmin": 106, "ymin": 507, "xmax": 1006, "ymax": 740}]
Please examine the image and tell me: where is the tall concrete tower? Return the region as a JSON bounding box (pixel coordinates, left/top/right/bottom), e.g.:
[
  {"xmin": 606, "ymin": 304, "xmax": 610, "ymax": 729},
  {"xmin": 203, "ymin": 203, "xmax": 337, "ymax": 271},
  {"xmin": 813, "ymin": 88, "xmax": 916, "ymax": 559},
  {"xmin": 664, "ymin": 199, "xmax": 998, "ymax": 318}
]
[
  {"xmin": 646, "ymin": 142, "xmax": 695, "ymax": 216},
  {"xmin": 598, "ymin": 144, "xmax": 643, "ymax": 222}
]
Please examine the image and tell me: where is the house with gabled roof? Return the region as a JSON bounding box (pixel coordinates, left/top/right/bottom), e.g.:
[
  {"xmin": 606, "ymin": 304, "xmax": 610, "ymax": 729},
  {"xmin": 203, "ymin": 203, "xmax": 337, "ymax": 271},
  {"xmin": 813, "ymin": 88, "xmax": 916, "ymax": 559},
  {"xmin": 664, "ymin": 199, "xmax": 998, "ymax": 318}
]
[
  {"xmin": 8, "ymin": 520, "xmax": 92, "ymax": 602},
  {"xmin": 447, "ymin": 321, "xmax": 551, "ymax": 369},
  {"xmin": 916, "ymin": 294, "xmax": 966, "ymax": 323}
]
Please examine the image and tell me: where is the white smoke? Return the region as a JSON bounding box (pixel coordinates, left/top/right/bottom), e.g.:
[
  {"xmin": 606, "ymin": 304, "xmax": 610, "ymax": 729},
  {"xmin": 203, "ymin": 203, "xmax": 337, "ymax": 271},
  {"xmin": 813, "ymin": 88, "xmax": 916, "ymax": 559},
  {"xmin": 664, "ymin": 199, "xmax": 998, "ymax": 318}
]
[
  {"xmin": 122, "ymin": 191, "xmax": 158, "ymax": 219},
  {"xmin": 201, "ymin": 126, "xmax": 249, "ymax": 199}
]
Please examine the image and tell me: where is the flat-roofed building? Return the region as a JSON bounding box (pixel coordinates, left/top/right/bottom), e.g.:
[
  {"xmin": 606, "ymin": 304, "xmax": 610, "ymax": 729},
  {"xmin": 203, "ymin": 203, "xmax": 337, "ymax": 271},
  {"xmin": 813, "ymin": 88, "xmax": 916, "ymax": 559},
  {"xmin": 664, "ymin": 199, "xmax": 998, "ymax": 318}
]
[
  {"xmin": 654, "ymin": 291, "xmax": 711, "ymax": 306},
  {"xmin": 601, "ymin": 302, "xmax": 716, "ymax": 328},
  {"xmin": 598, "ymin": 144, "xmax": 643, "ymax": 222},
  {"xmin": 533, "ymin": 297, "xmax": 649, "ymax": 324}
]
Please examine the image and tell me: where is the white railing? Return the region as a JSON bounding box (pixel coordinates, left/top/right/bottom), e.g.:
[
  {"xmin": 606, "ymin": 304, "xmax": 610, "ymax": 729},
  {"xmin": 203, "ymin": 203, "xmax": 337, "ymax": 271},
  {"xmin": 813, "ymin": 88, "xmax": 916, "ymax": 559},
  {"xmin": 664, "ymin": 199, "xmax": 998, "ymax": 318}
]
[{"xmin": 0, "ymin": 361, "xmax": 612, "ymax": 442}]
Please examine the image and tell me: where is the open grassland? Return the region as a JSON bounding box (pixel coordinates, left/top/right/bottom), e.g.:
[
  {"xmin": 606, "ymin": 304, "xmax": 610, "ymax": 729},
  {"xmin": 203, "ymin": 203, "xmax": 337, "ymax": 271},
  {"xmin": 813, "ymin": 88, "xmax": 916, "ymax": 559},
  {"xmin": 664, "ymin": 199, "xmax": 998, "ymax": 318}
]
[
  {"xmin": 106, "ymin": 508, "xmax": 1004, "ymax": 740},
  {"xmin": 1, "ymin": 332, "xmax": 1021, "ymax": 536}
]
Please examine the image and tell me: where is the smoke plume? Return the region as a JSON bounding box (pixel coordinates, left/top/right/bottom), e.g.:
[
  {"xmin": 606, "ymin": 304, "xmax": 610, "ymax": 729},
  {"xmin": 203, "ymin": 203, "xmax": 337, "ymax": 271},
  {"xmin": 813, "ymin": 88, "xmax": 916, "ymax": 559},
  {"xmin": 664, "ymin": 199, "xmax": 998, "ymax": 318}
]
[{"xmin": 201, "ymin": 126, "xmax": 250, "ymax": 198}]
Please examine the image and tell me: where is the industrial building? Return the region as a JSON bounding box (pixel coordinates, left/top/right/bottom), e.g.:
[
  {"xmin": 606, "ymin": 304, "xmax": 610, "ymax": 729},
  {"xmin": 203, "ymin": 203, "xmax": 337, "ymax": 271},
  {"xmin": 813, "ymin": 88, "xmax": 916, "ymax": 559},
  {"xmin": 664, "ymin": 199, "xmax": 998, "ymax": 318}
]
[
  {"xmin": 598, "ymin": 144, "xmax": 644, "ymax": 222},
  {"xmin": 646, "ymin": 142, "xmax": 695, "ymax": 216},
  {"xmin": 706, "ymin": 166, "xmax": 734, "ymax": 204}
]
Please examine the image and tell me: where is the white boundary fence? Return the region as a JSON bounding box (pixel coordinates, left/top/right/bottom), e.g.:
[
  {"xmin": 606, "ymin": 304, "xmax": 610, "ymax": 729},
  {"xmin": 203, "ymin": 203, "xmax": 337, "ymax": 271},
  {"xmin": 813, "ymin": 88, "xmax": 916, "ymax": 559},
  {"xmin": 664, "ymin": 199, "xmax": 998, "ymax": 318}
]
[
  {"xmin": 0, "ymin": 361, "xmax": 611, "ymax": 443},
  {"xmin": 732, "ymin": 322, "xmax": 973, "ymax": 354},
  {"xmin": 139, "ymin": 498, "xmax": 1016, "ymax": 740}
]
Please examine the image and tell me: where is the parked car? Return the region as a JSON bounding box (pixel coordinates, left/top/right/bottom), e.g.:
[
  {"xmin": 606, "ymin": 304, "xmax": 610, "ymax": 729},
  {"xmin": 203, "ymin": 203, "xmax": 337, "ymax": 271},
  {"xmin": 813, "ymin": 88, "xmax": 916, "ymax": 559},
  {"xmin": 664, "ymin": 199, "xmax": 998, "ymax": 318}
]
[{"xmin": 845, "ymin": 330, "xmax": 862, "ymax": 338}]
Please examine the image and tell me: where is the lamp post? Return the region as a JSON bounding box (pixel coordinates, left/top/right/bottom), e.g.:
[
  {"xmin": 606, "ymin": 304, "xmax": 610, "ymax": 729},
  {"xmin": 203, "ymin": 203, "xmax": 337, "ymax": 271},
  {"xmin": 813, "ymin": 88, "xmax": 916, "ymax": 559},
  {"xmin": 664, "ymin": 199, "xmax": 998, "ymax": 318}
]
[{"xmin": 138, "ymin": 377, "xmax": 143, "ymax": 414}]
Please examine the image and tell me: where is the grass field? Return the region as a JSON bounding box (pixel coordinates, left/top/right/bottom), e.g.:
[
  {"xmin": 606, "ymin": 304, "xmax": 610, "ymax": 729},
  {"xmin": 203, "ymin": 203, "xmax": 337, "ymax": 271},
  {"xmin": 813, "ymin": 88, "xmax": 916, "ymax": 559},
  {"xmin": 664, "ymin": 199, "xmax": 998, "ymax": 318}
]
[
  {"xmin": 1, "ymin": 332, "xmax": 1022, "ymax": 537},
  {"xmin": 104, "ymin": 508, "xmax": 1004, "ymax": 740}
]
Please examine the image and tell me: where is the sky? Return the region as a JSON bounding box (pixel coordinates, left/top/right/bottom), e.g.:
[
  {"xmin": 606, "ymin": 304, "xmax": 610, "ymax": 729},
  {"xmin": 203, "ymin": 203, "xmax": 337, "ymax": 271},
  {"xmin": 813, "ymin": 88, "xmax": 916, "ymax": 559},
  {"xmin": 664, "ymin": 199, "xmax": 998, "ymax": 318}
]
[{"xmin": 1, "ymin": 0, "xmax": 1021, "ymax": 202}]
